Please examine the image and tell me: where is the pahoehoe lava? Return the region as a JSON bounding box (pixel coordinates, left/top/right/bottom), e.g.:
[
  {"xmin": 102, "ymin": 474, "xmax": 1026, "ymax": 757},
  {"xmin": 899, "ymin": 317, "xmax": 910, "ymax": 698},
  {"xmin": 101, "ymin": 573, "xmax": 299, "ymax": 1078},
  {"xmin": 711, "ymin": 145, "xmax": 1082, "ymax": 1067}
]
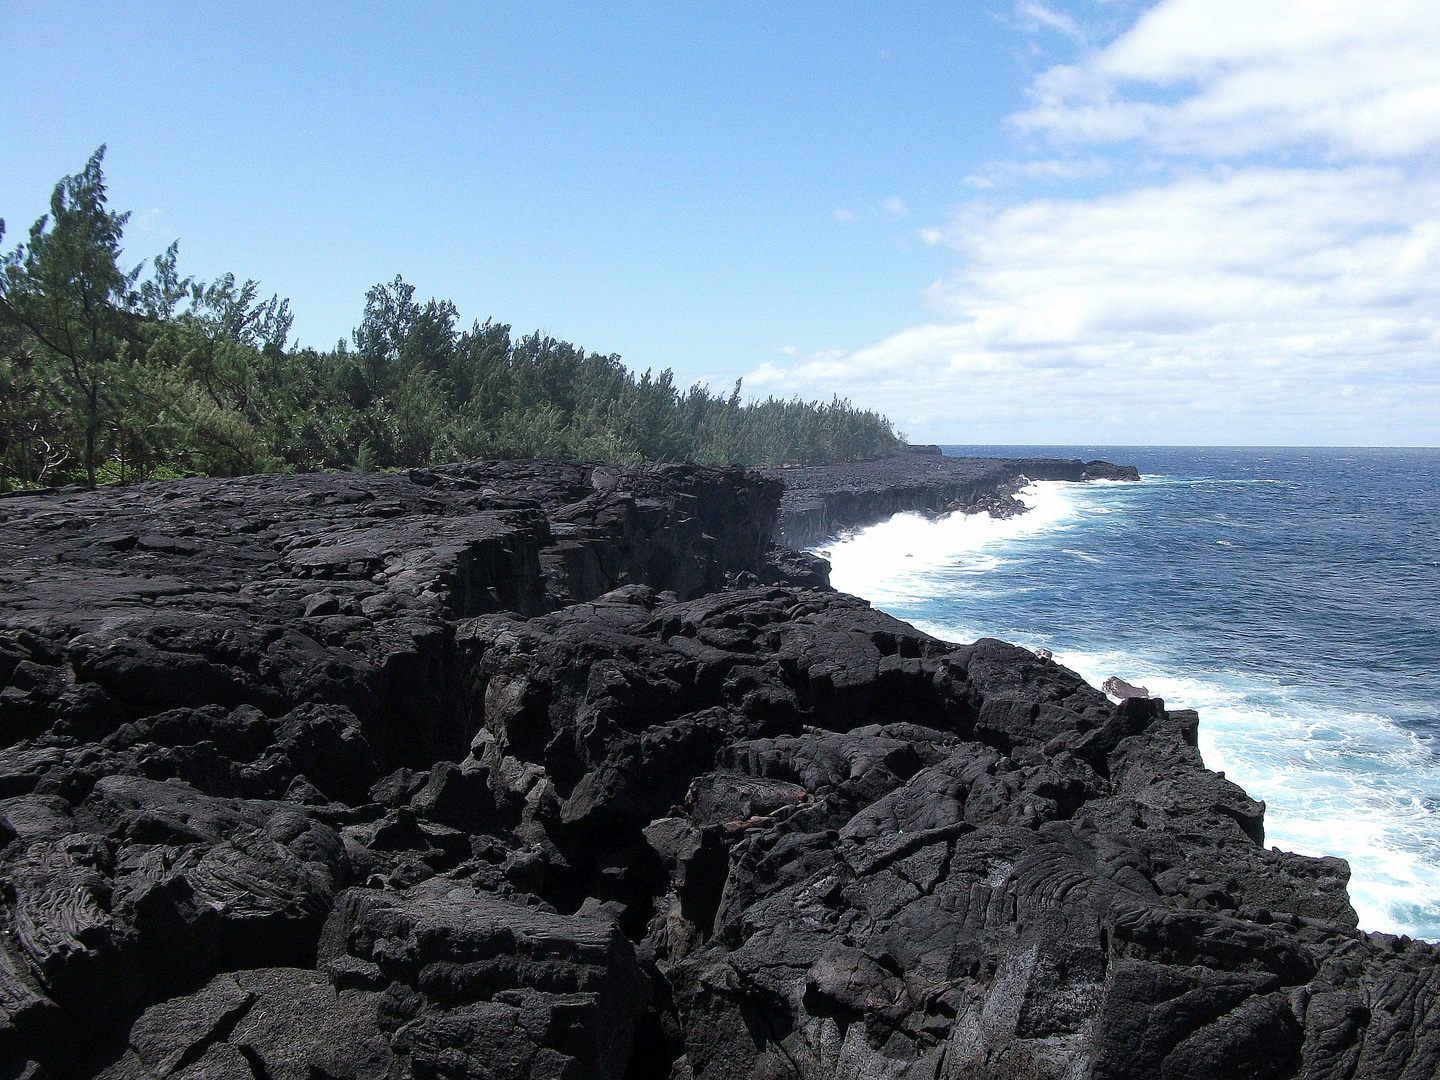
[{"xmin": 0, "ymin": 456, "xmax": 1434, "ymax": 1080}]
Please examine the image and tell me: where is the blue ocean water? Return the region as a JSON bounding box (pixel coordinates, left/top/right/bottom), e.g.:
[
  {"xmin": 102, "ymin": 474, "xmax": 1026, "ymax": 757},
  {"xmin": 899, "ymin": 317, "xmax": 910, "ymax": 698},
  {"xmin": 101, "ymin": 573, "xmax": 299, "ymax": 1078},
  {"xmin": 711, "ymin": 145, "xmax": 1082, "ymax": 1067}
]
[{"xmin": 817, "ymin": 446, "xmax": 1440, "ymax": 939}]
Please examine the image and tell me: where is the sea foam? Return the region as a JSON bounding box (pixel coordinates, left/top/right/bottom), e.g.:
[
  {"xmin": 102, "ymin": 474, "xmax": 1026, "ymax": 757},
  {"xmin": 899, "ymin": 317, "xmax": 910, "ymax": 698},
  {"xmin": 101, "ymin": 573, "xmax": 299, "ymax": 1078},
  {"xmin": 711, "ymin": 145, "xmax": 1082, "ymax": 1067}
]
[
  {"xmin": 1057, "ymin": 648, "xmax": 1440, "ymax": 937},
  {"xmin": 820, "ymin": 478, "xmax": 1440, "ymax": 940},
  {"xmin": 817, "ymin": 481, "xmax": 1082, "ymax": 609}
]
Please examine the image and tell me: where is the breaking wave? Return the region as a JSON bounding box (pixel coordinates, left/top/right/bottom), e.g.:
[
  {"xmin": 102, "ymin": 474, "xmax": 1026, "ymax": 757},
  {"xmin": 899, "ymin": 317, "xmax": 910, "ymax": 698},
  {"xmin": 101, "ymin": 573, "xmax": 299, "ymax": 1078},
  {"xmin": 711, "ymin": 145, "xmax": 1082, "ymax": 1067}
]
[{"xmin": 818, "ymin": 451, "xmax": 1440, "ymax": 940}]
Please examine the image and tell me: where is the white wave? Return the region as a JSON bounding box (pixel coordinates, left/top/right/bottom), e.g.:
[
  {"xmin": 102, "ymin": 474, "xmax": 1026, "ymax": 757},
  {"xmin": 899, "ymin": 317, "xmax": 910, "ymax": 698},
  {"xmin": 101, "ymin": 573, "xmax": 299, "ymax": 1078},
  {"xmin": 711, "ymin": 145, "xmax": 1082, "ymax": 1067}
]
[
  {"xmin": 820, "ymin": 490, "xmax": 1440, "ymax": 940},
  {"xmin": 1051, "ymin": 650, "xmax": 1440, "ymax": 940},
  {"xmin": 915, "ymin": 627, "xmax": 1440, "ymax": 939},
  {"xmin": 817, "ymin": 482, "xmax": 1081, "ymax": 606}
]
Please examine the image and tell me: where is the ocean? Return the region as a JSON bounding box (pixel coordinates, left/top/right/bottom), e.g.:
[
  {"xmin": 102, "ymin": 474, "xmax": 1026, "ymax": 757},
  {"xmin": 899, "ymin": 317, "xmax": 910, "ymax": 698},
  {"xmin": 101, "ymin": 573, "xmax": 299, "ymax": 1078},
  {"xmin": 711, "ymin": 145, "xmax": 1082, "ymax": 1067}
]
[{"xmin": 816, "ymin": 446, "xmax": 1440, "ymax": 940}]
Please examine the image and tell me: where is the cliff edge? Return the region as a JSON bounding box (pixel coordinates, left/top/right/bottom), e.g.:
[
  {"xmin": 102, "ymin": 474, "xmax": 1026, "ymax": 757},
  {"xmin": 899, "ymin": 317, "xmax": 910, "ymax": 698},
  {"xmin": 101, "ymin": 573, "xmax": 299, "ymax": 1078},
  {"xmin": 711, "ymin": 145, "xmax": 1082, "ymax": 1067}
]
[{"xmin": 765, "ymin": 454, "xmax": 1140, "ymax": 548}]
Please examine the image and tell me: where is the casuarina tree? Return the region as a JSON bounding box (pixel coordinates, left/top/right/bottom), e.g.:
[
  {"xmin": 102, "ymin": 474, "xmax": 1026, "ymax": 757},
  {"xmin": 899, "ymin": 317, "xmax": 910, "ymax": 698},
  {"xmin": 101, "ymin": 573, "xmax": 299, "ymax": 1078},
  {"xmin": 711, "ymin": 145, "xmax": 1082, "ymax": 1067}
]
[{"xmin": 0, "ymin": 146, "xmax": 140, "ymax": 487}]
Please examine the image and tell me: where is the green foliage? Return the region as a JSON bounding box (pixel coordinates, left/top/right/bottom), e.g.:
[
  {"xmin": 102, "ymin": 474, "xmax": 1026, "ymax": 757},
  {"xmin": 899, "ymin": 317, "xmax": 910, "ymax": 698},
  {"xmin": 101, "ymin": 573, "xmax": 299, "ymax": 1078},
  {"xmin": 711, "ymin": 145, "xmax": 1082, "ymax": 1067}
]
[
  {"xmin": 0, "ymin": 147, "xmax": 143, "ymax": 487},
  {"xmin": 0, "ymin": 151, "xmax": 904, "ymax": 490}
]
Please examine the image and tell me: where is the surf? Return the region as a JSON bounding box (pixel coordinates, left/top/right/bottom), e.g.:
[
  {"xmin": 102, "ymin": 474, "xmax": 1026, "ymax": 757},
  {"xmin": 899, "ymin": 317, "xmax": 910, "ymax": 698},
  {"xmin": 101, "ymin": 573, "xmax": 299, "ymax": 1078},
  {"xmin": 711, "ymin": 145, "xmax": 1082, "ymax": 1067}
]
[{"xmin": 818, "ymin": 452, "xmax": 1440, "ymax": 941}]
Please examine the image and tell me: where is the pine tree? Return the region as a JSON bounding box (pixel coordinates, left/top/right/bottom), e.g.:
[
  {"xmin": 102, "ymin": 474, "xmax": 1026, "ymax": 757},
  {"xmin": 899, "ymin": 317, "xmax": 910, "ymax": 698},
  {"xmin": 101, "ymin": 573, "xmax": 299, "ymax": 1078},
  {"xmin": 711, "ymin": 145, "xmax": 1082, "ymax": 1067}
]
[{"xmin": 0, "ymin": 147, "xmax": 140, "ymax": 487}]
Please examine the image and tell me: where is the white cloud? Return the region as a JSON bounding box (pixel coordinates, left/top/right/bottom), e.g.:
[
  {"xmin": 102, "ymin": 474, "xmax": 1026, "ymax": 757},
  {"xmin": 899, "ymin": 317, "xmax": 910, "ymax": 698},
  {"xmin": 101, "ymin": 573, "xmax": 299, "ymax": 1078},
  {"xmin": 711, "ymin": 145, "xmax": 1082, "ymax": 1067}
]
[
  {"xmin": 129, "ymin": 207, "xmax": 164, "ymax": 238},
  {"xmin": 1016, "ymin": 2, "xmax": 1084, "ymax": 41},
  {"xmin": 927, "ymin": 167, "xmax": 1440, "ymax": 338},
  {"xmin": 833, "ymin": 208, "xmax": 855, "ymax": 221},
  {"xmin": 881, "ymin": 196, "xmax": 909, "ymax": 218},
  {"xmin": 1014, "ymin": 0, "xmax": 1440, "ymax": 159},
  {"xmin": 964, "ymin": 157, "xmax": 1113, "ymax": 187},
  {"xmin": 760, "ymin": 0, "xmax": 1440, "ymax": 444}
]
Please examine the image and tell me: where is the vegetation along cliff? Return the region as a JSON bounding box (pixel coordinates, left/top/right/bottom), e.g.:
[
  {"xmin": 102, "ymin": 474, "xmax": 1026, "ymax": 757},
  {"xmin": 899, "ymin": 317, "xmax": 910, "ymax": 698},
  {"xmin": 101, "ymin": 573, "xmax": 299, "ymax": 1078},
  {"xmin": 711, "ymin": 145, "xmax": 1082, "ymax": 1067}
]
[{"xmin": 1, "ymin": 150, "xmax": 901, "ymax": 492}]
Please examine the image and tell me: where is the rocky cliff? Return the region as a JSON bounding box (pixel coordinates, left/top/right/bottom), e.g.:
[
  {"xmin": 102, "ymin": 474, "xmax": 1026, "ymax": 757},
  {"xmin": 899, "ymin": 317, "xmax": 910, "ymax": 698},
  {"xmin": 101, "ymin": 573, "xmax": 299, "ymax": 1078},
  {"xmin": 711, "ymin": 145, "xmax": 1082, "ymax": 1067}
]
[
  {"xmin": 764, "ymin": 455, "xmax": 1140, "ymax": 549},
  {"xmin": 0, "ymin": 460, "xmax": 1433, "ymax": 1080}
]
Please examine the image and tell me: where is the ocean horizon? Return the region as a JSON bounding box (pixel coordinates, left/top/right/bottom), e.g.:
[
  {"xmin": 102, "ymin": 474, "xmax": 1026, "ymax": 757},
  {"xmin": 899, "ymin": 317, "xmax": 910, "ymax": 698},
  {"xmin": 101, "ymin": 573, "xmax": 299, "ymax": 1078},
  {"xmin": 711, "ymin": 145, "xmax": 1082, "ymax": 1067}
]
[{"xmin": 818, "ymin": 444, "xmax": 1440, "ymax": 940}]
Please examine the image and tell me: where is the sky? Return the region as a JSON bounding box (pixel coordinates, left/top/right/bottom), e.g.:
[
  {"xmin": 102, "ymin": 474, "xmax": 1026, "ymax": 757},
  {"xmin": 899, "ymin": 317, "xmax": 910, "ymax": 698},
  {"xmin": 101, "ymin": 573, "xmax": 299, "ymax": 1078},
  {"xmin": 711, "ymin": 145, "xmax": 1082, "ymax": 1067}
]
[{"xmin": 2, "ymin": 0, "xmax": 1436, "ymax": 445}]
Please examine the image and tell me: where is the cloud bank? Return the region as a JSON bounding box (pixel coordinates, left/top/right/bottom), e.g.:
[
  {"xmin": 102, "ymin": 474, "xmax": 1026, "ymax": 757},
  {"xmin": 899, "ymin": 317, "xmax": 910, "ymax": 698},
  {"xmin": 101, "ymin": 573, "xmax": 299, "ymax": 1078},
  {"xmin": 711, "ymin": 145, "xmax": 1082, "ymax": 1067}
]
[{"xmin": 753, "ymin": 0, "xmax": 1440, "ymax": 444}]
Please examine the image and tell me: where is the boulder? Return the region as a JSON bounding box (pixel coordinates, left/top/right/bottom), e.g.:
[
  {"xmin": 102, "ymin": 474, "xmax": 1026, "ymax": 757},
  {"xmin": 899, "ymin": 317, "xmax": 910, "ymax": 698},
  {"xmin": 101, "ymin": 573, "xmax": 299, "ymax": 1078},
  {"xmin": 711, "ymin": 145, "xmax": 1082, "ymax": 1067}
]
[{"xmin": 318, "ymin": 880, "xmax": 653, "ymax": 1079}]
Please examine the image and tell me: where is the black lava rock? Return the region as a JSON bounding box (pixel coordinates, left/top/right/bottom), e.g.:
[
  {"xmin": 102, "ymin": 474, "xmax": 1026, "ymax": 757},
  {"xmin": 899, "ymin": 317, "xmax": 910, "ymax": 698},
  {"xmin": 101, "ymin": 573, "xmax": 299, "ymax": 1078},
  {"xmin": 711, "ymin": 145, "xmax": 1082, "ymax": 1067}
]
[{"xmin": 0, "ymin": 457, "xmax": 1432, "ymax": 1080}]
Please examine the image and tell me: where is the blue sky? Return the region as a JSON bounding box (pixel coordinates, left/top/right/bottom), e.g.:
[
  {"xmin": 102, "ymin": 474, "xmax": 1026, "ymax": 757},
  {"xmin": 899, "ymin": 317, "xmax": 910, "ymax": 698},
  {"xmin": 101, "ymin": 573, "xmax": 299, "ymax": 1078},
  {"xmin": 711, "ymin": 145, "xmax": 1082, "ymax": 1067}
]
[{"xmin": 3, "ymin": 1, "xmax": 1436, "ymax": 445}]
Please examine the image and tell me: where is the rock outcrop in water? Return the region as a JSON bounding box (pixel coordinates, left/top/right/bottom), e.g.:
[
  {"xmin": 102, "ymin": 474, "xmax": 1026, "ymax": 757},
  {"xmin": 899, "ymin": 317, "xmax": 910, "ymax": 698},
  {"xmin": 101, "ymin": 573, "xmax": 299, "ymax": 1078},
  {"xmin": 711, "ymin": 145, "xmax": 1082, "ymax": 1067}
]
[
  {"xmin": 1101, "ymin": 677, "xmax": 1151, "ymax": 702},
  {"xmin": 0, "ymin": 458, "xmax": 1434, "ymax": 1080}
]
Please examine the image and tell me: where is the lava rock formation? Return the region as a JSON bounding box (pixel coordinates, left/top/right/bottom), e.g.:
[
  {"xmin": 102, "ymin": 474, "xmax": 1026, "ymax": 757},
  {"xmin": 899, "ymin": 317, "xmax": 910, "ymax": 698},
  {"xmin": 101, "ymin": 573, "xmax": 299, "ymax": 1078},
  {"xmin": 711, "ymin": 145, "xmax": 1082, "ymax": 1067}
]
[{"xmin": 0, "ymin": 458, "xmax": 1433, "ymax": 1080}]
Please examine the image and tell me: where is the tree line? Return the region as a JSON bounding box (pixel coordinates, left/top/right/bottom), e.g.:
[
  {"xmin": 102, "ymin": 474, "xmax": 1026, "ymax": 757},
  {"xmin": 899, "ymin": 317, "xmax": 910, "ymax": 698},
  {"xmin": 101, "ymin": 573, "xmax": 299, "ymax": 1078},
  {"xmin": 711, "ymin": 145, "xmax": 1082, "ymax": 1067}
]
[{"xmin": 0, "ymin": 148, "xmax": 903, "ymax": 491}]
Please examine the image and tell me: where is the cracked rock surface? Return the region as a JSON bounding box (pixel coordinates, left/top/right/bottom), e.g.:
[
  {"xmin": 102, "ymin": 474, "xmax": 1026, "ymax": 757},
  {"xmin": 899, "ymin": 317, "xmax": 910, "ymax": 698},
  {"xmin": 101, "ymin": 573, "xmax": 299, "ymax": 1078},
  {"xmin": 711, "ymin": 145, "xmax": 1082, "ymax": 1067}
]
[{"xmin": 0, "ymin": 459, "xmax": 1434, "ymax": 1080}]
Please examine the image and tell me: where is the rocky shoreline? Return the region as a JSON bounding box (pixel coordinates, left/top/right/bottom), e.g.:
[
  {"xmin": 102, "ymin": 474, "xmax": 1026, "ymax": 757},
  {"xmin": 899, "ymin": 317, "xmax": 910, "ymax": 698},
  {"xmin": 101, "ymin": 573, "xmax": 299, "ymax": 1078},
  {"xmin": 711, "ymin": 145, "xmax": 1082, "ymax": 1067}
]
[
  {"xmin": 764, "ymin": 451, "xmax": 1140, "ymax": 549},
  {"xmin": 0, "ymin": 457, "xmax": 1435, "ymax": 1080}
]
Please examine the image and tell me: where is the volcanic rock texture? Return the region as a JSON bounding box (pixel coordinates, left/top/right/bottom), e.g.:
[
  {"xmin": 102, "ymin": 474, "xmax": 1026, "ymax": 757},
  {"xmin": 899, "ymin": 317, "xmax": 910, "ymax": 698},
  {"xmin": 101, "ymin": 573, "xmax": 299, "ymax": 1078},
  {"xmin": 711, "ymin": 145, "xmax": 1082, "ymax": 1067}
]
[{"xmin": 0, "ymin": 460, "xmax": 1434, "ymax": 1080}]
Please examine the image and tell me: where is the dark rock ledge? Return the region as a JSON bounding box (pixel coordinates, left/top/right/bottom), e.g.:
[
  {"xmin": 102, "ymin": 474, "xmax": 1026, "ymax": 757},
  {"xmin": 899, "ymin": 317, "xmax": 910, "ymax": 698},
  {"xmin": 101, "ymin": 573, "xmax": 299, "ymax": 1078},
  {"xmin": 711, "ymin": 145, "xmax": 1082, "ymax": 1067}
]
[
  {"xmin": 763, "ymin": 454, "xmax": 1141, "ymax": 549},
  {"xmin": 0, "ymin": 458, "xmax": 1433, "ymax": 1080}
]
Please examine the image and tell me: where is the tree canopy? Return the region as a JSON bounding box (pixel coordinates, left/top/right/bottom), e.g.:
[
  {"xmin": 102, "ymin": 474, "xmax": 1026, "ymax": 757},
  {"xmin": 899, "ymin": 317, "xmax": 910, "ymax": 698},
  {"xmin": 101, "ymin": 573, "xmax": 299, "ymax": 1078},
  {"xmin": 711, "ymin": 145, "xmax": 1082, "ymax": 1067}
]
[{"xmin": 1, "ymin": 150, "xmax": 903, "ymax": 490}]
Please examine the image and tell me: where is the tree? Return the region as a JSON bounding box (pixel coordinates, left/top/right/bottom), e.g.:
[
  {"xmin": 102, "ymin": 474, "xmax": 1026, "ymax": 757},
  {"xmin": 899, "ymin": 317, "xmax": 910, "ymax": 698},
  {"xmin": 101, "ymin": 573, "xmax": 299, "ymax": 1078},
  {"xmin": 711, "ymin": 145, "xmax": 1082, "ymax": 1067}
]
[
  {"xmin": 0, "ymin": 147, "xmax": 140, "ymax": 487},
  {"xmin": 2, "ymin": 154, "xmax": 905, "ymax": 484},
  {"xmin": 0, "ymin": 262, "xmax": 70, "ymax": 490}
]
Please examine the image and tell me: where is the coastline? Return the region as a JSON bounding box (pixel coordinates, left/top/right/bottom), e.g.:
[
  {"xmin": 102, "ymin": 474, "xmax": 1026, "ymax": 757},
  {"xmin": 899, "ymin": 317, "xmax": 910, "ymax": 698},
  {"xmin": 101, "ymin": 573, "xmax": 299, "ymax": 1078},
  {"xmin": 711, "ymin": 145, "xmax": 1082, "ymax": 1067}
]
[
  {"xmin": 0, "ymin": 455, "xmax": 1434, "ymax": 1079},
  {"xmin": 763, "ymin": 449, "xmax": 1139, "ymax": 548},
  {"xmin": 820, "ymin": 458, "xmax": 1440, "ymax": 944}
]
